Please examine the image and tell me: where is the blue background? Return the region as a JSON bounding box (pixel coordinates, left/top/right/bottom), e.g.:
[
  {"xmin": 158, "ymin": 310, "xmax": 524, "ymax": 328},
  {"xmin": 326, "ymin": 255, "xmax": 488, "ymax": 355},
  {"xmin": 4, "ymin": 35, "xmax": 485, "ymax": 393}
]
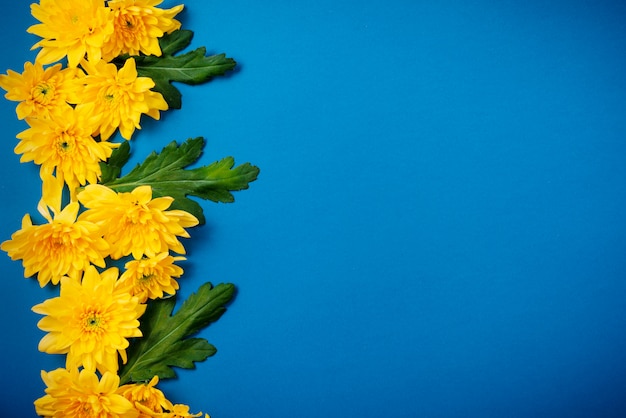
[{"xmin": 1, "ymin": 1, "xmax": 626, "ymax": 417}]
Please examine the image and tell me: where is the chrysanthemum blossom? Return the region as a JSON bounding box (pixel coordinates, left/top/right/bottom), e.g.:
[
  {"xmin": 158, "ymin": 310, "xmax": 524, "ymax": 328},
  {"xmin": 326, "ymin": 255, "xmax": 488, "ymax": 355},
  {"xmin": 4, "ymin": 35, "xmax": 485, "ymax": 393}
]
[
  {"xmin": 32, "ymin": 266, "xmax": 146, "ymax": 373},
  {"xmin": 28, "ymin": 0, "xmax": 114, "ymax": 68},
  {"xmin": 0, "ymin": 200, "xmax": 109, "ymax": 287},
  {"xmin": 102, "ymin": 0, "xmax": 184, "ymax": 61},
  {"xmin": 163, "ymin": 404, "xmax": 203, "ymax": 418},
  {"xmin": 15, "ymin": 106, "xmax": 118, "ymax": 195},
  {"xmin": 119, "ymin": 252, "xmax": 185, "ymax": 303},
  {"xmin": 0, "ymin": 61, "xmax": 78, "ymax": 120},
  {"xmin": 117, "ymin": 375, "xmax": 174, "ymax": 417},
  {"xmin": 35, "ymin": 368, "xmax": 139, "ymax": 418},
  {"xmin": 72, "ymin": 57, "xmax": 168, "ymax": 140},
  {"xmin": 77, "ymin": 184, "xmax": 199, "ymax": 260}
]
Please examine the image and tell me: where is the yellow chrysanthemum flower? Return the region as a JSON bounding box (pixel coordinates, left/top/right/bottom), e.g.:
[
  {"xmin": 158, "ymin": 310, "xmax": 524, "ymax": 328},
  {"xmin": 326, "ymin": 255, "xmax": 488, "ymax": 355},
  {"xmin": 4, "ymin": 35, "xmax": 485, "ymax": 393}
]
[
  {"xmin": 32, "ymin": 266, "xmax": 146, "ymax": 374},
  {"xmin": 117, "ymin": 375, "xmax": 175, "ymax": 417},
  {"xmin": 77, "ymin": 184, "xmax": 199, "ymax": 260},
  {"xmin": 164, "ymin": 404, "xmax": 203, "ymax": 418},
  {"xmin": 15, "ymin": 106, "xmax": 118, "ymax": 195},
  {"xmin": 119, "ymin": 252, "xmax": 185, "ymax": 303},
  {"xmin": 28, "ymin": 0, "xmax": 114, "ymax": 68},
  {"xmin": 0, "ymin": 61, "xmax": 78, "ymax": 120},
  {"xmin": 72, "ymin": 57, "xmax": 168, "ymax": 140},
  {"xmin": 0, "ymin": 201, "xmax": 109, "ymax": 287},
  {"xmin": 102, "ymin": 0, "xmax": 184, "ymax": 61},
  {"xmin": 35, "ymin": 368, "xmax": 139, "ymax": 418}
]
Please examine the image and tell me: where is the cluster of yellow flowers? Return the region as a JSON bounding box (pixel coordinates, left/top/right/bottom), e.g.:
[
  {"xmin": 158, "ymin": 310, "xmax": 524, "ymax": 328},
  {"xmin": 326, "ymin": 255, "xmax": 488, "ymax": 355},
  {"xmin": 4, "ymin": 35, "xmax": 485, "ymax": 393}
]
[
  {"xmin": 0, "ymin": 0, "xmax": 176, "ymax": 196},
  {"xmin": 0, "ymin": 1, "xmax": 216, "ymax": 417}
]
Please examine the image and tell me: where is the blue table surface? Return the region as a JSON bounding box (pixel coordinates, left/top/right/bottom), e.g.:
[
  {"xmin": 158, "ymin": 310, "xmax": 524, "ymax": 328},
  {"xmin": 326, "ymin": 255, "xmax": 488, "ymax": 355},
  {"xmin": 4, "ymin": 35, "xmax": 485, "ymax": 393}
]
[{"xmin": 1, "ymin": 1, "xmax": 626, "ymax": 417}]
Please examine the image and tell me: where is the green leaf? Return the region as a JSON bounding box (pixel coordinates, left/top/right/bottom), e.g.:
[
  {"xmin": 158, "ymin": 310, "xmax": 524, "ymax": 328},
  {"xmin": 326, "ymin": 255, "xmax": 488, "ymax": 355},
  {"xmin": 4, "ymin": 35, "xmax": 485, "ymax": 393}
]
[
  {"xmin": 129, "ymin": 29, "xmax": 237, "ymax": 108},
  {"xmin": 101, "ymin": 137, "xmax": 260, "ymax": 225},
  {"xmin": 99, "ymin": 141, "xmax": 131, "ymax": 184},
  {"xmin": 119, "ymin": 282, "xmax": 236, "ymax": 384},
  {"xmin": 159, "ymin": 28, "xmax": 194, "ymax": 56}
]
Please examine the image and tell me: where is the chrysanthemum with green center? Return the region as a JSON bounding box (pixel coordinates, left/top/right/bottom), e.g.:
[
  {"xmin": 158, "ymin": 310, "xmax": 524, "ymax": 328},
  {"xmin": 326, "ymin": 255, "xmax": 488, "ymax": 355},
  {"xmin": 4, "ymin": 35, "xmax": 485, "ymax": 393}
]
[
  {"xmin": 117, "ymin": 375, "xmax": 175, "ymax": 417},
  {"xmin": 1, "ymin": 201, "xmax": 109, "ymax": 287},
  {"xmin": 15, "ymin": 106, "xmax": 118, "ymax": 195},
  {"xmin": 119, "ymin": 252, "xmax": 185, "ymax": 303},
  {"xmin": 103, "ymin": 0, "xmax": 184, "ymax": 61},
  {"xmin": 35, "ymin": 368, "xmax": 139, "ymax": 418},
  {"xmin": 77, "ymin": 184, "xmax": 199, "ymax": 260},
  {"xmin": 32, "ymin": 266, "xmax": 146, "ymax": 373},
  {"xmin": 72, "ymin": 57, "xmax": 168, "ymax": 140},
  {"xmin": 0, "ymin": 61, "xmax": 78, "ymax": 120},
  {"xmin": 28, "ymin": 0, "xmax": 114, "ymax": 68}
]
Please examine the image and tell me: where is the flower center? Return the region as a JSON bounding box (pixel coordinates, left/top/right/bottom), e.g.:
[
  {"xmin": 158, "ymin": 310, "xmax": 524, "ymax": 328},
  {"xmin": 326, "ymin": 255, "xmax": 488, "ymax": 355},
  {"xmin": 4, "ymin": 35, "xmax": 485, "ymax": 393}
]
[
  {"xmin": 56, "ymin": 133, "xmax": 76, "ymax": 154},
  {"xmin": 137, "ymin": 394, "xmax": 163, "ymax": 412},
  {"xmin": 82, "ymin": 404, "xmax": 93, "ymax": 415},
  {"xmin": 32, "ymin": 82, "xmax": 55, "ymax": 104},
  {"xmin": 117, "ymin": 13, "xmax": 144, "ymax": 39},
  {"xmin": 124, "ymin": 201, "xmax": 151, "ymax": 224},
  {"xmin": 69, "ymin": 401, "xmax": 97, "ymax": 418},
  {"xmin": 101, "ymin": 85, "xmax": 123, "ymax": 108},
  {"xmin": 139, "ymin": 273, "xmax": 155, "ymax": 285},
  {"xmin": 47, "ymin": 237, "xmax": 67, "ymax": 252},
  {"xmin": 82, "ymin": 309, "xmax": 106, "ymax": 333},
  {"xmin": 47, "ymin": 225, "xmax": 67, "ymax": 244}
]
